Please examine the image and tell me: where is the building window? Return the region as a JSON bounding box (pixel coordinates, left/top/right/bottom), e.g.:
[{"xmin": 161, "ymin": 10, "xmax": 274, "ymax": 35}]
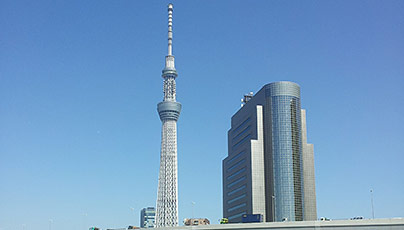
[
  {"xmin": 227, "ymin": 176, "xmax": 246, "ymax": 188},
  {"xmin": 227, "ymin": 151, "xmax": 245, "ymax": 166},
  {"xmin": 232, "ymin": 134, "xmax": 251, "ymax": 150},
  {"xmin": 227, "ymin": 159, "xmax": 246, "ymax": 172},
  {"xmin": 227, "ymin": 194, "xmax": 246, "ymax": 204},
  {"xmin": 232, "ymin": 126, "xmax": 251, "ymax": 142},
  {"xmin": 227, "ymin": 185, "xmax": 246, "ymax": 196},
  {"xmin": 227, "ymin": 167, "xmax": 246, "ymax": 181},
  {"xmin": 232, "ymin": 117, "xmax": 251, "ymax": 134},
  {"xmin": 228, "ymin": 211, "xmax": 247, "ymax": 220},
  {"xmin": 228, "ymin": 203, "xmax": 246, "ymax": 212}
]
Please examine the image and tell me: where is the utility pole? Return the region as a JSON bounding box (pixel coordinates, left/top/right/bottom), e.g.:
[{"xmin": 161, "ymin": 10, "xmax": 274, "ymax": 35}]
[
  {"xmin": 272, "ymin": 195, "xmax": 276, "ymax": 222},
  {"xmin": 370, "ymin": 189, "xmax": 375, "ymax": 219}
]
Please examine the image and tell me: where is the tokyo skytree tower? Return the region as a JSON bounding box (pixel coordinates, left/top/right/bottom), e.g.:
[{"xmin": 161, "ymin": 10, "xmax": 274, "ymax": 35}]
[{"xmin": 155, "ymin": 3, "xmax": 181, "ymax": 227}]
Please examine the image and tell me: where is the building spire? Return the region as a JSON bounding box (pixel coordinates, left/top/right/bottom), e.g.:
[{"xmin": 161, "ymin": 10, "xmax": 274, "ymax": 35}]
[
  {"xmin": 163, "ymin": 3, "xmax": 176, "ymax": 75},
  {"xmin": 168, "ymin": 3, "xmax": 173, "ymax": 56}
]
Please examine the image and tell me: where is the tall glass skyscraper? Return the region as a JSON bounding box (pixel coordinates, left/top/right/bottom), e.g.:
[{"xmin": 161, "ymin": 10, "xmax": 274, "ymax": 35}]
[
  {"xmin": 267, "ymin": 82, "xmax": 303, "ymax": 221},
  {"xmin": 222, "ymin": 81, "xmax": 317, "ymax": 223}
]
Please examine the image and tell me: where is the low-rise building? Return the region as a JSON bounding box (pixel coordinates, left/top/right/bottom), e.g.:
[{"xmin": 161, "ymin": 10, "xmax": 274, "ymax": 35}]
[
  {"xmin": 184, "ymin": 218, "xmax": 210, "ymax": 226},
  {"xmin": 140, "ymin": 207, "xmax": 155, "ymax": 228}
]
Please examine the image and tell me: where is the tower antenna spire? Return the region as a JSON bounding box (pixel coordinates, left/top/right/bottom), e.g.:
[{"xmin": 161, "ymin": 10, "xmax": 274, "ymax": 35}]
[
  {"xmin": 167, "ymin": 3, "xmax": 173, "ymax": 56},
  {"xmin": 163, "ymin": 3, "xmax": 176, "ymax": 76}
]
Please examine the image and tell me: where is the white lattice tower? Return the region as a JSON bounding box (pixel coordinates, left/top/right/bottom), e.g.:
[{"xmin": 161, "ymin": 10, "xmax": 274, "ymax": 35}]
[{"xmin": 155, "ymin": 3, "xmax": 181, "ymax": 227}]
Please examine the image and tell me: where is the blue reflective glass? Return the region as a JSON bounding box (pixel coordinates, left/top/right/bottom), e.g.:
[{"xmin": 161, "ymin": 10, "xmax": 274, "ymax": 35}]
[
  {"xmin": 227, "ymin": 159, "xmax": 246, "ymax": 172},
  {"xmin": 227, "ymin": 167, "xmax": 246, "ymax": 181},
  {"xmin": 270, "ymin": 94, "xmax": 303, "ymax": 221},
  {"xmin": 227, "ymin": 176, "xmax": 246, "ymax": 188},
  {"xmin": 232, "ymin": 117, "xmax": 251, "ymax": 134},
  {"xmin": 227, "ymin": 151, "xmax": 245, "ymax": 166},
  {"xmin": 232, "ymin": 126, "xmax": 251, "ymax": 142},
  {"xmin": 228, "ymin": 211, "xmax": 247, "ymax": 220},
  {"xmin": 227, "ymin": 194, "xmax": 246, "ymax": 204},
  {"xmin": 232, "ymin": 134, "xmax": 251, "ymax": 150},
  {"xmin": 227, "ymin": 203, "xmax": 246, "ymax": 212},
  {"xmin": 227, "ymin": 185, "xmax": 246, "ymax": 196}
]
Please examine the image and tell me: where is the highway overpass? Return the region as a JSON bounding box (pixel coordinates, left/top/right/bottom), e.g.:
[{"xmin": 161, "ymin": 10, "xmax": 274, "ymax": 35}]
[{"xmin": 152, "ymin": 218, "xmax": 404, "ymax": 230}]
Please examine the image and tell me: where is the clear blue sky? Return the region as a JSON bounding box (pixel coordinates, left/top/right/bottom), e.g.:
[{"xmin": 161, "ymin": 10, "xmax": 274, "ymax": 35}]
[{"xmin": 1, "ymin": 0, "xmax": 403, "ymax": 229}]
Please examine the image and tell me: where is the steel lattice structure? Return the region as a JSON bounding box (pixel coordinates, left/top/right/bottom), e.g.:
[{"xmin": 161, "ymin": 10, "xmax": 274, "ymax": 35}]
[{"xmin": 155, "ymin": 3, "xmax": 181, "ymax": 228}]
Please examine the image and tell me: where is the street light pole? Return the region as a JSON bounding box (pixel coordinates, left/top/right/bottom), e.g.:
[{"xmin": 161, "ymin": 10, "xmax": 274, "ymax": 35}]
[
  {"xmin": 48, "ymin": 219, "xmax": 53, "ymax": 230},
  {"xmin": 82, "ymin": 213, "xmax": 88, "ymax": 230},
  {"xmin": 191, "ymin": 202, "xmax": 196, "ymax": 219},
  {"xmin": 130, "ymin": 207, "xmax": 136, "ymax": 225},
  {"xmin": 370, "ymin": 189, "xmax": 375, "ymax": 219},
  {"xmin": 272, "ymin": 195, "xmax": 275, "ymax": 222}
]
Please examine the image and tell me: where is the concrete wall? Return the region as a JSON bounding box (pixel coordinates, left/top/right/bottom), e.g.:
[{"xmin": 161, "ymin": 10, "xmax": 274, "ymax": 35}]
[{"xmin": 153, "ymin": 218, "xmax": 404, "ymax": 230}]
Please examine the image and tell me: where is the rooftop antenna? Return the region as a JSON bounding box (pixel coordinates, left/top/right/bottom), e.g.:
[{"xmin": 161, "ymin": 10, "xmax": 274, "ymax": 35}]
[{"xmin": 241, "ymin": 92, "xmax": 254, "ymax": 106}]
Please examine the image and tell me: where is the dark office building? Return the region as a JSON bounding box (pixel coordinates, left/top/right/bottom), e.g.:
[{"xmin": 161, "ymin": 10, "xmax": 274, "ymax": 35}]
[{"xmin": 222, "ymin": 81, "xmax": 317, "ymax": 223}]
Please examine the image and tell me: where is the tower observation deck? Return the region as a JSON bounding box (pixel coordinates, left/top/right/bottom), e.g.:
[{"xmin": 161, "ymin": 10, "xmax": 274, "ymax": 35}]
[{"xmin": 155, "ymin": 3, "xmax": 181, "ymax": 227}]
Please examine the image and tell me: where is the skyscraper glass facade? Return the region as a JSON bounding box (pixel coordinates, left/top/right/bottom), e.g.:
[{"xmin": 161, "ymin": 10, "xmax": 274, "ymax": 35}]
[{"xmin": 266, "ymin": 82, "xmax": 303, "ymax": 221}]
